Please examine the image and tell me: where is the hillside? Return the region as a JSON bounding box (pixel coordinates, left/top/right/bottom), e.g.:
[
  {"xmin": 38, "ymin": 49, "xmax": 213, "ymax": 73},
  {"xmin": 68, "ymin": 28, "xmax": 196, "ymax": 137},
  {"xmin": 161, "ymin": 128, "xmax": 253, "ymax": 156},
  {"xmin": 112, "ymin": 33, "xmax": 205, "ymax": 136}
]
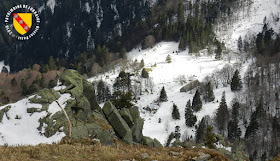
[
  {"xmin": 0, "ymin": 0, "xmax": 280, "ymax": 160},
  {"xmin": 89, "ymin": 42, "xmax": 249, "ymax": 146},
  {"xmin": 216, "ymin": 0, "xmax": 280, "ymax": 50},
  {"xmin": 0, "ymin": 140, "xmax": 230, "ymax": 161}
]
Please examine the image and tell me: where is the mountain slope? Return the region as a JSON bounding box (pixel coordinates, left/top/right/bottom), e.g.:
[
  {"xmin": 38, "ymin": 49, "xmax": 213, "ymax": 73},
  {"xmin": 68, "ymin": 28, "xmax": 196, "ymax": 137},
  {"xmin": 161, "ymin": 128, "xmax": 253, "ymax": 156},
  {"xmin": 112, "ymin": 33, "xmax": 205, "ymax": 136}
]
[{"xmin": 216, "ymin": 0, "xmax": 280, "ymax": 50}]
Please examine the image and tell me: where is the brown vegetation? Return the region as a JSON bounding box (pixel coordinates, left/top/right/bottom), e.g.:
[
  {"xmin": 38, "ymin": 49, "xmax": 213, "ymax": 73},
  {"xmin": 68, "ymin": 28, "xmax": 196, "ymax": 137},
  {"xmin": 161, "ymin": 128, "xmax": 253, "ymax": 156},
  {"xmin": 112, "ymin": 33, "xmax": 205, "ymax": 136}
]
[
  {"xmin": 0, "ymin": 65, "xmax": 64, "ymax": 105},
  {"xmin": 0, "ymin": 139, "xmax": 230, "ymax": 161}
]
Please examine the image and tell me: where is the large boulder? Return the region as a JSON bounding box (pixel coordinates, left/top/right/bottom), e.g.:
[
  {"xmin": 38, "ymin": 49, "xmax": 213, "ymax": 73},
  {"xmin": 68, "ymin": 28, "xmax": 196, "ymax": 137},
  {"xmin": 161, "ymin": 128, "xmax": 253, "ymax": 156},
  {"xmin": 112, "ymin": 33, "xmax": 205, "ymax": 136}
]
[
  {"xmin": 103, "ymin": 102, "xmax": 133, "ymax": 144},
  {"xmin": 30, "ymin": 89, "xmax": 60, "ymax": 104},
  {"xmin": 131, "ymin": 117, "xmax": 144, "ymax": 143},
  {"xmin": 120, "ymin": 108, "xmax": 134, "ymax": 127},
  {"xmin": 141, "ymin": 136, "xmax": 163, "ymax": 147},
  {"xmin": 129, "ymin": 106, "xmax": 140, "ymax": 122},
  {"xmin": 0, "ymin": 105, "xmax": 11, "ymax": 122},
  {"xmin": 180, "ymin": 80, "xmax": 200, "ymax": 92}
]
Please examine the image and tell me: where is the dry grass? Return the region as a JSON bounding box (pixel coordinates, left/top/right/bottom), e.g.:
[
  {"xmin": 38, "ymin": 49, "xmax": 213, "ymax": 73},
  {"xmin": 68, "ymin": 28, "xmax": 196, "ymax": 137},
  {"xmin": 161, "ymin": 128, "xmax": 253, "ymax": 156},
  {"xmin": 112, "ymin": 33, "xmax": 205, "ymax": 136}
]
[
  {"xmin": 0, "ymin": 139, "xmax": 230, "ymax": 161},
  {"xmin": 271, "ymin": 155, "xmax": 280, "ymax": 161}
]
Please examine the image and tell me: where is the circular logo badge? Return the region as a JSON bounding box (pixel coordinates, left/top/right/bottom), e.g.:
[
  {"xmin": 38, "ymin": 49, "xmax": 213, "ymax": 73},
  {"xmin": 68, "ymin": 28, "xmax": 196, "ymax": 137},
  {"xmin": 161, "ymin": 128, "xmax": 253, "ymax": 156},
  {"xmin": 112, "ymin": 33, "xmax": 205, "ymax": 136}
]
[{"xmin": 4, "ymin": 4, "xmax": 40, "ymax": 40}]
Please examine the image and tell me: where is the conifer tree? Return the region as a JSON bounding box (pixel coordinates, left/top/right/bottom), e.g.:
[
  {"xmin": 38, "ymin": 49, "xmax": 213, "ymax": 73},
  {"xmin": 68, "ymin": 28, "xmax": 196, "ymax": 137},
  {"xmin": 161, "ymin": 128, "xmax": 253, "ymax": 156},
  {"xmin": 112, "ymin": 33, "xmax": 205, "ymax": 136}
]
[
  {"xmin": 204, "ymin": 126, "xmax": 217, "ymax": 149},
  {"xmin": 48, "ymin": 56, "xmax": 57, "ymax": 71},
  {"xmin": 174, "ymin": 126, "xmax": 181, "ymax": 140},
  {"xmin": 141, "ymin": 68, "xmax": 149, "ymax": 78},
  {"xmin": 232, "ymin": 101, "xmax": 240, "ymax": 122},
  {"xmin": 256, "ymin": 32, "xmax": 264, "ymax": 54},
  {"xmin": 172, "ymin": 104, "xmax": 180, "ymax": 120},
  {"xmin": 179, "ymin": 37, "xmax": 186, "ymax": 51},
  {"xmin": 231, "ymin": 70, "xmax": 242, "ymax": 91},
  {"xmin": 185, "ymin": 106, "xmax": 197, "ymax": 127},
  {"xmin": 166, "ymin": 54, "xmax": 172, "ymax": 63},
  {"xmin": 120, "ymin": 47, "xmax": 127, "ymax": 59},
  {"xmin": 97, "ymin": 80, "xmax": 106, "ymax": 103},
  {"xmin": 192, "ymin": 89, "xmax": 202, "ymax": 112},
  {"xmin": 215, "ymin": 91, "xmax": 229, "ymax": 136},
  {"xmin": 159, "ymin": 86, "xmax": 168, "ymax": 102},
  {"xmin": 196, "ymin": 117, "xmax": 207, "ymax": 143},
  {"xmin": 11, "ymin": 77, "xmax": 17, "ymax": 87},
  {"xmin": 205, "ymin": 81, "xmax": 215, "ymax": 102},
  {"xmin": 238, "ymin": 36, "xmax": 243, "ymax": 52},
  {"xmin": 245, "ymin": 112, "xmax": 259, "ymax": 138},
  {"xmin": 186, "ymin": 99, "xmax": 191, "ymax": 108},
  {"xmin": 140, "ymin": 59, "xmax": 145, "ymax": 68},
  {"xmin": 228, "ymin": 120, "xmax": 241, "ymax": 141},
  {"xmin": 20, "ymin": 79, "xmax": 28, "ymax": 95},
  {"xmin": 215, "ymin": 42, "xmax": 222, "ymax": 60}
]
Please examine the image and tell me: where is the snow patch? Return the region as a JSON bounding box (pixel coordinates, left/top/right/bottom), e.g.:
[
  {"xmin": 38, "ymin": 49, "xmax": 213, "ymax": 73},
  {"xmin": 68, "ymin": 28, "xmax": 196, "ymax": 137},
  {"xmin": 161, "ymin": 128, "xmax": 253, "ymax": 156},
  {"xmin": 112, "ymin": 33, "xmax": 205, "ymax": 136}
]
[
  {"xmin": 47, "ymin": 0, "xmax": 56, "ymax": 14},
  {"xmin": 85, "ymin": 2, "xmax": 91, "ymax": 13}
]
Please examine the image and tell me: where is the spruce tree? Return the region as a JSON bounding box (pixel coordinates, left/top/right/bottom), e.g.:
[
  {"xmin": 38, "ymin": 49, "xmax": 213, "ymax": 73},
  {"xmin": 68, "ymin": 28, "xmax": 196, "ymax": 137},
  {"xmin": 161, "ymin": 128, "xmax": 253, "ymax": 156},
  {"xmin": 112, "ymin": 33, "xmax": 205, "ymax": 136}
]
[
  {"xmin": 97, "ymin": 80, "xmax": 105, "ymax": 103},
  {"xmin": 48, "ymin": 56, "xmax": 57, "ymax": 70},
  {"xmin": 159, "ymin": 86, "xmax": 168, "ymax": 102},
  {"xmin": 120, "ymin": 47, "xmax": 127, "ymax": 59},
  {"xmin": 166, "ymin": 54, "xmax": 172, "ymax": 63},
  {"xmin": 204, "ymin": 126, "xmax": 217, "ymax": 149},
  {"xmin": 185, "ymin": 106, "xmax": 197, "ymax": 127},
  {"xmin": 11, "ymin": 77, "xmax": 17, "ymax": 87},
  {"xmin": 238, "ymin": 36, "xmax": 243, "ymax": 52},
  {"xmin": 192, "ymin": 89, "xmax": 202, "ymax": 112},
  {"xmin": 172, "ymin": 104, "xmax": 180, "ymax": 120},
  {"xmin": 140, "ymin": 59, "xmax": 145, "ymax": 68},
  {"xmin": 215, "ymin": 42, "xmax": 222, "ymax": 60},
  {"xmin": 231, "ymin": 70, "xmax": 242, "ymax": 91},
  {"xmin": 205, "ymin": 82, "xmax": 215, "ymax": 102},
  {"xmin": 20, "ymin": 79, "xmax": 28, "ymax": 95},
  {"xmin": 215, "ymin": 91, "xmax": 229, "ymax": 136},
  {"xmin": 179, "ymin": 37, "xmax": 186, "ymax": 51},
  {"xmin": 141, "ymin": 68, "xmax": 149, "ymax": 78},
  {"xmin": 245, "ymin": 112, "xmax": 259, "ymax": 138},
  {"xmin": 228, "ymin": 120, "xmax": 241, "ymax": 141},
  {"xmin": 196, "ymin": 117, "xmax": 207, "ymax": 143},
  {"xmin": 174, "ymin": 126, "xmax": 181, "ymax": 140},
  {"xmin": 186, "ymin": 99, "xmax": 191, "ymax": 108},
  {"xmin": 256, "ymin": 32, "xmax": 264, "ymax": 54}
]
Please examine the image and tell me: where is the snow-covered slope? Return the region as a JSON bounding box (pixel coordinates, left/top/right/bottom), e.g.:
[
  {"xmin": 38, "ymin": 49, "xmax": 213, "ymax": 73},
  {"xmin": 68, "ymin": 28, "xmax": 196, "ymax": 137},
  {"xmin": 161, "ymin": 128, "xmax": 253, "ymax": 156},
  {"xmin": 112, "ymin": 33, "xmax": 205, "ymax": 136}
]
[
  {"xmin": 89, "ymin": 42, "xmax": 249, "ymax": 145},
  {"xmin": 216, "ymin": 0, "xmax": 280, "ymax": 51},
  {"xmin": 0, "ymin": 82, "xmax": 70, "ymax": 146}
]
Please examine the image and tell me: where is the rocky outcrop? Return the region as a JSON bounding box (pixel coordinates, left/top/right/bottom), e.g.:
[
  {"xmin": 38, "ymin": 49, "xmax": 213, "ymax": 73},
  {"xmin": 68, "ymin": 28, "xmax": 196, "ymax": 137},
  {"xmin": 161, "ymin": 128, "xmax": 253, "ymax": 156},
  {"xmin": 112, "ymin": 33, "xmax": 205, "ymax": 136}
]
[
  {"xmin": 0, "ymin": 105, "xmax": 11, "ymax": 122},
  {"xmin": 180, "ymin": 80, "xmax": 200, "ymax": 92},
  {"xmin": 0, "ymin": 69, "xmax": 162, "ymax": 147},
  {"xmin": 103, "ymin": 102, "xmax": 133, "ymax": 144},
  {"xmin": 33, "ymin": 70, "xmax": 115, "ymax": 145}
]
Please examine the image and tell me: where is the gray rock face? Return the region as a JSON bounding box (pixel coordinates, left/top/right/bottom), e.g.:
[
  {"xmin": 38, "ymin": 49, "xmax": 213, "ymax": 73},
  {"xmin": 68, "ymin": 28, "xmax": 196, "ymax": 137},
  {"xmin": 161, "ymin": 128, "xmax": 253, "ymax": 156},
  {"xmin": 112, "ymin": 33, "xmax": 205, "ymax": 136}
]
[
  {"xmin": 33, "ymin": 70, "xmax": 115, "ymax": 145},
  {"xmin": 131, "ymin": 117, "xmax": 144, "ymax": 143},
  {"xmin": 141, "ymin": 153, "xmax": 149, "ymax": 160},
  {"xmin": 141, "ymin": 136, "xmax": 163, "ymax": 147},
  {"xmin": 0, "ymin": 105, "xmax": 11, "ymax": 122},
  {"xmin": 120, "ymin": 108, "xmax": 134, "ymax": 127},
  {"xmin": 129, "ymin": 106, "xmax": 140, "ymax": 122},
  {"xmin": 103, "ymin": 102, "xmax": 133, "ymax": 144},
  {"xmin": 180, "ymin": 80, "xmax": 200, "ymax": 92}
]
